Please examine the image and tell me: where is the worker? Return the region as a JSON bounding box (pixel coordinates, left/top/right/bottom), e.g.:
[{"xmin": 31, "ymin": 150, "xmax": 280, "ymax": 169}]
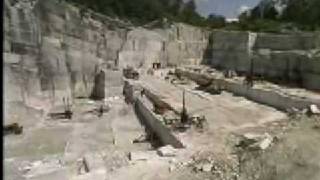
[
  {"xmin": 98, "ymin": 104, "xmax": 104, "ymax": 117},
  {"xmin": 245, "ymin": 75, "xmax": 254, "ymax": 87},
  {"xmin": 141, "ymin": 89, "xmax": 145, "ymax": 97}
]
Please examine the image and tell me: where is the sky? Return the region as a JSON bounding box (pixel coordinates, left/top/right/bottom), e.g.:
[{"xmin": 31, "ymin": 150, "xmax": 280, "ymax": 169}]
[{"xmin": 194, "ymin": 0, "xmax": 262, "ymax": 18}]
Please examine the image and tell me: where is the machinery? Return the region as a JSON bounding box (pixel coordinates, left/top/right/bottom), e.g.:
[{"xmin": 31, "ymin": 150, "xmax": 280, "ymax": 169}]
[
  {"xmin": 123, "ymin": 67, "xmax": 139, "ymax": 80},
  {"xmin": 189, "ymin": 114, "xmax": 207, "ymax": 129},
  {"xmin": 171, "ymin": 90, "xmax": 207, "ymax": 131},
  {"xmin": 4, "ymin": 123, "xmax": 23, "ymax": 135},
  {"xmin": 48, "ymin": 97, "xmax": 73, "ymax": 120}
]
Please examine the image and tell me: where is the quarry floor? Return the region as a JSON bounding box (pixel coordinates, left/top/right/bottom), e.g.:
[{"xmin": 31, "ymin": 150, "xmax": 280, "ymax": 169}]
[
  {"xmin": 141, "ymin": 75, "xmax": 287, "ymax": 131},
  {"xmin": 4, "ymin": 87, "xmax": 154, "ymax": 180},
  {"xmin": 137, "ymin": 71, "xmax": 320, "ymax": 180},
  {"xmin": 140, "ymin": 74, "xmax": 286, "ymax": 152},
  {"xmin": 4, "ymin": 69, "xmax": 320, "ymax": 180}
]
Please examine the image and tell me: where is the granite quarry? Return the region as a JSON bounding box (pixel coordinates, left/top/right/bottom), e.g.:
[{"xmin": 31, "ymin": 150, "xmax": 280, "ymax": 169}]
[{"xmin": 3, "ymin": 0, "xmax": 320, "ymax": 180}]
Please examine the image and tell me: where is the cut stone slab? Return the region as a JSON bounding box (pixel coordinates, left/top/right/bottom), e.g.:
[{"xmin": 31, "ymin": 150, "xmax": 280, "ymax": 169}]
[
  {"xmin": 310, "ymin": 104, "xmax": 320, "ymax": 114},
  {"xmin": 239, "ymin": 133, "xmax": 262, "ymax": 147},
  {"xmin": 169, "ymin": 165, "xmax": 176, "ymax": 172},
  {"xmin": 91, "ymin": 70, "xmax": 106, "ymax": 100},
  {"xmin": 201, "ymin": 163, "xmax": 213, "ymax": 172},
  {"xmin": 83, "ymin": 153, "xmax": 105, "ymax": 171},
  {"xmin": 258, "ymin": 135, "xmax": 273, "ymax": 150},
  {"xmin": 22, "ymin": 159, "xmax": 64, "ymax": 179},
  {"xmin": 157, "ymin": 145, "xmax": 177, "ymax": 157},
  {"xmin": 132, "ymin": 134, "xmax": 148, "ymax": 143},
  {"xmin": 239, "ymin": 133, "xmax": 273, "ymax": 150},
  {"xmin": 129, "ymin": 151, "xmax": 158, "ymax": 161}
]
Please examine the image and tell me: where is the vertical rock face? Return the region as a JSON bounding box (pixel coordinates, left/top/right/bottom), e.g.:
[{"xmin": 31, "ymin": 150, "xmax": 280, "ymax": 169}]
[
  {"xmin": 3, "ymin": 0, "xmax": 209, "ymax": 116},
  {"xmin": 118, "ymin": 28, "xmax": 166, "ymax": 68},
  {"xmin": 254, "ymin": 32, "xmax": 320, "ymax": 90},
  {"xmin": 163, "ymin": 23, "xmax": 210, "ymax": 66},
  {"xmin": 118, "ymin": 23, "xmax": 209, "ymax": 68},
  {"xmin": 209, "ymin": 30, "xmax": 250, "ymax": 72},
  {"xmin": 5, "ymin": 0, "xmax": 318, "ymax": 125},
  {"xmin": 207, "ymin": 30, "xmax": 320, "ymax": 90}
]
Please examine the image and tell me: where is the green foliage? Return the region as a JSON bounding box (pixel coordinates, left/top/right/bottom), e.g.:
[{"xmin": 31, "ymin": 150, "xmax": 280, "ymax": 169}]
[
  {"xmin": 239, "ymin": 0, "xmax": 320, "ymax": 32},
  {"xmin": 206, "ymin": 14, "xmax": 226, "ymax": 29},
  {"xmin": 282, "ymin": 0, "xmax": 320, "ymax": 28},
  {"xmin": 65, "ymin": 0, "xmax": 210, "ymax": 27},
  {"xmin": 249, "ymin": 2, "xmax": 279, "ymax": 20},
  {"xmin": 238, "ymin": 19, "xmax": 283, "ymax": 32}
]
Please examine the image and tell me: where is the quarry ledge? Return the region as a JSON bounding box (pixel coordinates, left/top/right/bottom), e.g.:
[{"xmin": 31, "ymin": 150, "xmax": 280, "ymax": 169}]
[{"xmin": 176, "ymin": 67, "xmax": 320, "ymax": 112}]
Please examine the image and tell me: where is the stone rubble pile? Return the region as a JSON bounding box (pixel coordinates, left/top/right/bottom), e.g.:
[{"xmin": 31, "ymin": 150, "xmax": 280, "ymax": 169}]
[
  {"xmin": 186, "ymin": 153, "xmax": 240, "ymax": 180},
  {"xmin": 19, "ymin": 157, "xmax": 65, "ymax": 179},
  {"xmin": 287, "ymin": 104, "xmax": 320, "ymax": 118},
  {"xmin": 102, "ymin": 151, "xmax": 129, "ymax": 172},
  {"xmin": 157, "ymin": 145, "xmax": 178, "ymax": 157}
]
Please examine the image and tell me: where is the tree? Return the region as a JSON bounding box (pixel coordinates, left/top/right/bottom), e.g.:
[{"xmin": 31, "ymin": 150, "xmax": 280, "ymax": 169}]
[
  {"xmin": 237, "ymin": 0, "xmax": 320, "ymax": 31},
  {"xmin": 281, "ymin": 0, "xmax": 320, "ymax": 27},
  {"xmin": 179, "ymin": 0, "xmax": 206, "ymax": 26},
  {"xmin": 249, "ymin": 2, "xmax": 278, "ymax": 20},
  {"xmin": 206, "ymin": 13, "xmax": 226, "ymax": 29},
  {"xmin": 185, "ymin": 0, "xmax": 196, "ymax": 12}
]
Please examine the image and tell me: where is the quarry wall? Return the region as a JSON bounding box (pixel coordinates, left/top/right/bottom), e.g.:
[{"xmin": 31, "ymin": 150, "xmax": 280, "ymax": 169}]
[
  {"xmin": 4, "ymin": 0, "xmax": 319, "ymax": 123},
  {"xmin": 207, "ymin": 30, "xmax": 320, "ymax": 90},
  {"xmin": 4, "ymin": 0, "xmax": 208, "ymax": 114}
]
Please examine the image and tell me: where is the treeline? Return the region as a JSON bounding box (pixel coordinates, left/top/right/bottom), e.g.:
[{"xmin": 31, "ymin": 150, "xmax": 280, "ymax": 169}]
[
  {"xmin": 65, "ymin": 0, "xmax": 319, "ymax": 32},
  {"xmin": 238, "ymin": 0, "xmax": 320, "ymax": 31},
  {"xmin": 281, "ymin": 0, "xmax": 320, "ymax": 28},
  {"xmin": 66, "ymin": 0, "xmax": 196, "ymax": 26},
  {"xmin": 65, "ymin": 0, "xmax": 227, "ymax": 28}
]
